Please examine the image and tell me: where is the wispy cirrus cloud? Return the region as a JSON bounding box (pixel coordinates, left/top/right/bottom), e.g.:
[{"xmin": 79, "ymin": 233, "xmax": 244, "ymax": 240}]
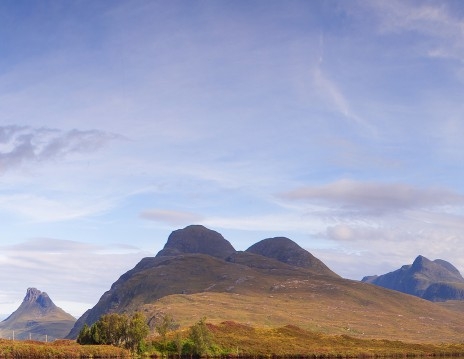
[
  {"xmin": 362, "ymin": 0, "xmax": 464, "ymax": 61},
  {"xmin": 0, "ymin": 125, "xmax": 120, "ymax": 174}
]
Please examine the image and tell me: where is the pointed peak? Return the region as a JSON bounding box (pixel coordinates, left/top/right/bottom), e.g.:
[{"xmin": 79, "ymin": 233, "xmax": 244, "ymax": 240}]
[{"xmin": 411, "ymin": 255, "xmax": 431, "ymax": 270}]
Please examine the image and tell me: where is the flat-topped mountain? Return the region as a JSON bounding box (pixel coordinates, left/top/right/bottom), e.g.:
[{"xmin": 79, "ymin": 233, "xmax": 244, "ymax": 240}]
[
  {"xmin": 67, "ymin": 226, "xmax": 464, "ymax": 343},
  {"xmin": 0, "ymin": 288, "xmax": 75, "ymax": 340},
  {"xmin": 362, "ymin": 255, "xmax": 464, "ymax": 301}
]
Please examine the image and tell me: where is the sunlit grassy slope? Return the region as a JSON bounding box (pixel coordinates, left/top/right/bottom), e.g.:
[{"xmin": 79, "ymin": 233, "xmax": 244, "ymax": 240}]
[{"xmin": 141, "ymin": 275, "xmax": 464, "ymax": 343}]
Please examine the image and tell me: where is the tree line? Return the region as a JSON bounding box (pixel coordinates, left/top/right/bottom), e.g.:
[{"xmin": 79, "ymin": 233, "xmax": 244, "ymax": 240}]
[
  {"xmin": 77, "ymin": 312, "xmax": 149, "ymax": 353},
  {"xmin": 77, "ymin": 312, "xmax": 213, "ymax": 357}
]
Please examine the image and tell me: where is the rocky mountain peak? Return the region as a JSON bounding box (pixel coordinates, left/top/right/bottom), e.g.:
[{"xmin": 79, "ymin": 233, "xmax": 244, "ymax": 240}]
[
  {"xmin": 24, "ymin": 288, "xmax": 42, "ymax": 302},
  {"xmin": 0, "ymin": 288, "xmax": 75, "ymax": 340},
  {"xmin": 23, "ymin": 288, "xmax": 54, "ymax": 309},
  {"xmin": 411, "ymin": 255, "xmax": 430, "ymax": 270},
  {"xmin": 156, "ymin": 224, "xmax": 236, "ymax": 260}
]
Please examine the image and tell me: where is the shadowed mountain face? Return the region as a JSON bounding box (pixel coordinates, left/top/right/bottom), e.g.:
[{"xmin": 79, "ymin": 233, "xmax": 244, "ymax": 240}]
[
  {"xmin": 0, "ymin": 288, "xmax": 75, "ymax": 340},
  {"xmin": 362, "ymin": 255, "xmax": 464, "ymax": 301},
  {"xmin": 246, "ymin": 237, "xmax": 339, "ymax": 277}
]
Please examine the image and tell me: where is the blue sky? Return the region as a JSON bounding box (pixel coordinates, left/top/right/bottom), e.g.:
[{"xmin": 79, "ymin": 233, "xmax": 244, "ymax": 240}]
[{"xmin": 1, "ymin": 0, "xmax": 464, "ymax": 318}]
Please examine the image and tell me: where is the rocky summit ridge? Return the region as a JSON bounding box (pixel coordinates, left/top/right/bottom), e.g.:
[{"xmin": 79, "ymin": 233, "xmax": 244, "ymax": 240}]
[
  {"xmin": 362, "ymin": 255, "xmax": 464, "ymax": 301},
  {"xmin": 0, "ymin": 288, "xmax": 75, "ymax": 340}
]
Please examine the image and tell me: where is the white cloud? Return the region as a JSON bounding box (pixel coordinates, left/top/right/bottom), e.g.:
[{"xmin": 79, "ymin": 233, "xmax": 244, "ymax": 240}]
[
  {"xmin": 0, "ymin": 193, "xmax": 116, "ymax": 222},
  {"xmin": 0, "ymin": 125, "xmax": 120, "ymax": 174},
  {"xmin": 364, "ymin": 0, "xmax": 464, "ymax": 62},
  {"xmin": 312, "ymin": 67, "xmax": 369, "ymax": 130},
  {"xmin": 140, "ymin": 209, "xmax": 205, "ymax": 226},
  {"xmin": 281, "ymin": 179, "xmax": 464, "ymax": 215}
]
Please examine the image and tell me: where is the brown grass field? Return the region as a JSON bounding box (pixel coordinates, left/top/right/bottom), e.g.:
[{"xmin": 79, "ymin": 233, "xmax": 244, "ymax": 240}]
[
  {"xmin": 0, "ymin": 339, "xmax": 129, "ymax": 358},
  {"xmin": 146, "ymin": 320, "xmax": 464, "ymax": 358},
  {"xmin": 141, "ymin": 287, "xmax": 464, "ymax": 344}
]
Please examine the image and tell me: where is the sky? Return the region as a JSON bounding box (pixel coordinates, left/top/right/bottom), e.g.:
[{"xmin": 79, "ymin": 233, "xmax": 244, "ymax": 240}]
[{"xmin": 1, "ymin": 0, "xmax": 464, "ymax": 319}]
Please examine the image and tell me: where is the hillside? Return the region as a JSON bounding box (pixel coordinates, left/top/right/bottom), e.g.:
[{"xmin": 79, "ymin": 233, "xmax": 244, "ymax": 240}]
[
  {"xmin": 362, "ymin": 255, "xmax": 464, "ymax": 301},
  {"xmin": 68, "ymin": 225, "xmax": 464, "ymax": 343},
  {"xmin": 0, "ymin": 288, "xmax": 75, "ymax": 340}
]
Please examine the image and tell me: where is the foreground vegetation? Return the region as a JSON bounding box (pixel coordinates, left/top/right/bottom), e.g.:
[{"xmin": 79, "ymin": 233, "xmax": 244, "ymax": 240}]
[
  {"xmin": 4, "ymin": 316, "xmax": 464, "ymax": 358},
  {"xmin": 0, "ymin": 339, "xmax": 129, "ymax": 358},
  {"xmin": 146, "ymin": 319, "xmax": 464, "ymax": 358}
]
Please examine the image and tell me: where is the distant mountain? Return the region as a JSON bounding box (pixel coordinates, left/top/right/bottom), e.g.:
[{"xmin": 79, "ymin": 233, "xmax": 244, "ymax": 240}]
[
  {"xmin": 0, "ymin": 288, "xmax": 75, "ymax": 340},
  {"xmin": 67, "ymin": 226, "xmax": 464, "ymax": 343},
  {"xmin": 362, "ymin": 255, "xmax": 464, "ymax": 301}
]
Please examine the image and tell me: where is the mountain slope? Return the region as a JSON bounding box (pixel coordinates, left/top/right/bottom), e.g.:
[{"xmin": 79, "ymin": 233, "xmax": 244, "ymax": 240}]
[
  {"xmin": 67, "ymin": 226, "xmax": 464, "ymax": 343},
  {"xmin": 0, "ymin": 288, "xmax": 75, "ymax": 340},
  {"xmin": 362, "ymin": 255, "xmax": 464, "ymax": 301}
]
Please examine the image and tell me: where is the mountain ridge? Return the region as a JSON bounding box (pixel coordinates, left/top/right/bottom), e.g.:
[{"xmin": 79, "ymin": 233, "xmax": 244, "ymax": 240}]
[{"xmin": 362, "ymin": 255, "xmax": 464, "ymax": 301}]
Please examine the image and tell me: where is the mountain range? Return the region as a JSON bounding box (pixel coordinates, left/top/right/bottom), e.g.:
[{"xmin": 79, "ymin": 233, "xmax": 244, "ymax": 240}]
[
  {"xmin": 66, "ymin": 225, "xmax": 464, "ymax": 343},
  {"xmin": 0, "ymin": 288, "xmax": 75, "ymax": 340},
  {"xmin": 362, "ymin": 255, "xmax": 464, "ymax": 301}
]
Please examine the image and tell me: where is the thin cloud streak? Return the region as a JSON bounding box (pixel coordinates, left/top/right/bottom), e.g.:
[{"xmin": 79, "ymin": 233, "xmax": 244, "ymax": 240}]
[
  {"xmin": 281, "ymin": 180, "xmax": 464, "ymax": 215},
  {"xmin": 140, "ymin": 209, "xmax": 205, "ymax": 226}
]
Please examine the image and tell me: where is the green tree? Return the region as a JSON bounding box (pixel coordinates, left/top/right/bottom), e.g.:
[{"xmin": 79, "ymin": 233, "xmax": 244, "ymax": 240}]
[
  {"xmin": 173, "ymin": 331, "xmax": 184, "ymax": 358},
  {"xmin": 188, "ymin": 317, "xmax": 212, "ymax": 357},
  {"xmin": 125, "ymin": 312, "xmax": 150, "ymax": 353},
  {"xmin": 97, "ymin": 313, "xmax": 129, "ymax": 346},
  {"xmin": 78, "ymin": 312, "xmax": 149, "ymax": 354},
  {"xmin": 77, "ymin": 324, "xmax": 94, "ymax": 345},
  {"xmin": 155, "ymin": 313, "xmax": 179, "ymax": 357}
]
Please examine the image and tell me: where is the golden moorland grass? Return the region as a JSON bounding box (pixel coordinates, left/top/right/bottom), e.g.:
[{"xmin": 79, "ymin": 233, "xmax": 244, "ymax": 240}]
[
  {"xmin": 0, "ymin": 339, "xmax": 129, "ymax": 358},
  {"xmin": 148, "ymin": 321, "xmax": 464, "ymax": 358},
  {"xmin": 141, "ymin": 287, "xmax": 464, "ymax": 344}
]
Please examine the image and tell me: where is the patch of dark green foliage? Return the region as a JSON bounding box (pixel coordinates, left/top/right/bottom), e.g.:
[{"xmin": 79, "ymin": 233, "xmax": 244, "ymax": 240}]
[{"xmin": 77, "ymin": 312, "xmax": 149, "ymax": 353}]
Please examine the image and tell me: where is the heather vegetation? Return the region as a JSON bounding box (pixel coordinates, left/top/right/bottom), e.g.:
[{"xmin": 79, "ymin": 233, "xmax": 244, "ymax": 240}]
[
  {"xmin": 0, "ymin": 338, "xmax": 129, "ymax": 358},
  {"xmin": 145, "ymin": 316, "xmax": 464, "ymax": 358},
  {"xmin": 2, "ymin": 317, "xmax": 464, "ymax": 358}
]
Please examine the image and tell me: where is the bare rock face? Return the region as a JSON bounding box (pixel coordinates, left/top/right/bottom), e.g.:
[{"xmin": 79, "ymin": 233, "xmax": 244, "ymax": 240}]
[
  {"xmin": 156, "ymin": 224, "xmax": 236, "ymax": 259},
  {"xmin": 246, "ymin": 237, "xmax": 339, "ymax": 277},
  {"xmin": 362, "ymin": 255, "xmax": 464, "ymax": 301}
]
